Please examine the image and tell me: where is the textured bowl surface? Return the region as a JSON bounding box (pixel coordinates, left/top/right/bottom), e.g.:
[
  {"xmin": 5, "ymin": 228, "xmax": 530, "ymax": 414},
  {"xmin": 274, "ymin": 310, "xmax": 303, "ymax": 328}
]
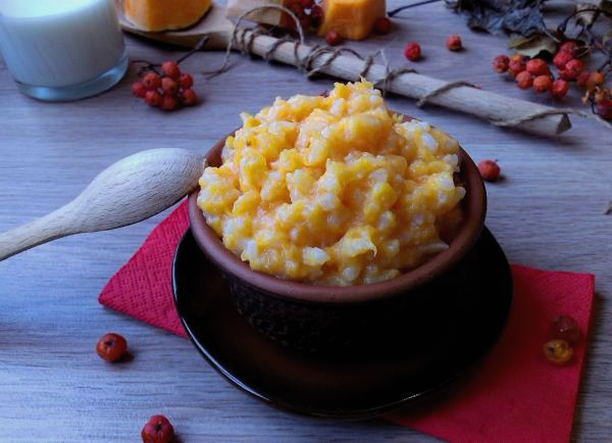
[{"xmin": 189, "ymin": 117, "xmax": 486, "ymax": 351}]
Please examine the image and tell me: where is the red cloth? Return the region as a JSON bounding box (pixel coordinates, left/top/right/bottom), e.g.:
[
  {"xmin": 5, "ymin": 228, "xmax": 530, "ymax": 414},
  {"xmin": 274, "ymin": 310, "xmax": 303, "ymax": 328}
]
[{"xmin": 99, "ymin": 200, "xmax": 595, "ymax": 443}]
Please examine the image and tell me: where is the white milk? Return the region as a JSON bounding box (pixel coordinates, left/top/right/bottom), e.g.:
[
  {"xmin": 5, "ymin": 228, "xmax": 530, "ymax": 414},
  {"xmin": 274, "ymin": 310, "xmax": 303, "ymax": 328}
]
[{"xmin": 0, "ymin": 0, "xmax": 125, "ymax": 88}]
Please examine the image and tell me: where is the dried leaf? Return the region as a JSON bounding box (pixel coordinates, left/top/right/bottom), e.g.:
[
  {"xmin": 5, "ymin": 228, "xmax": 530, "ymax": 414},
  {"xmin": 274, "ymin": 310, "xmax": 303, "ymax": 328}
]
[
  {"xmin": 508, "ymin": 33, "xmax": 558, "ymax": 58},
  {"xmin": 445, "ymin": 0, "xmax": 547, "ymax": 37}
]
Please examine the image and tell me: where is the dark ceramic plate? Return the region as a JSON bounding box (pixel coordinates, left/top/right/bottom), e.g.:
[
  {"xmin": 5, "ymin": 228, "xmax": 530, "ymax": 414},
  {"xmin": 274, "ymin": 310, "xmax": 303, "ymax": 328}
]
[{"xmin": 173, "ymin": 227, "xmax": 513, "ymax": 419}]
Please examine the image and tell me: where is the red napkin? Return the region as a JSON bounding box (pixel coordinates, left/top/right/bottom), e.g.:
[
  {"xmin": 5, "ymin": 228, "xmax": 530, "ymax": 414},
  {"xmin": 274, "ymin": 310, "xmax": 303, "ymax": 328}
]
[{"xmin": 99, "ymin": 200, "xmax": 595, "ymax": 443}]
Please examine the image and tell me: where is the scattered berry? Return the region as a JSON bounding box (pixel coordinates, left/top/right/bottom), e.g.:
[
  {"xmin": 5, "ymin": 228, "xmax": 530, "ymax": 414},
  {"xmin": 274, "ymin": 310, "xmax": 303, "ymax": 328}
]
[
  {"xmin": 543, "ymin": 339, "xmax": 574, "ymax": 365},
  {"xmin": 586, "ymin": 71, "xmax": 605, "ymax": 91},
  {"xmin": 373, "ymin": 17, "xmax": 392, "ymax": 35},
  {"xmin": 179, "ymin": 73, "xmax": 194, "ymax": 89},
  {"xmin": 161, "ymin": 77, "xmax": 178, "ymax": 95},
  {"xmin": 515, "ymin": 71, "xmax": 533, "ymax": 90},
  {"xmin": 533, "ymin": 75, "xmax": 552, "ymax": 93},
  {"xmin": 553, "ymin": 51, "xmax": 573, "ymax": 70},
  {"xmin": 404, "ymin": 42, "xmax": 422, "ymax": 61},
  {"xmin": 141, "ymin": 415, "xmax": 175, "ymax": 443},
  {"xmin": 181, "ymin": 88, "xmax": 199, "ymax": 106},
  {"xmin": 131, "ymin": 81, "xmax": 147, "ymax": 98},
  {"xmin": 446, "ymin": 35, "xmax": 462, "ymax": 51},
  {"xmin": 551, "ymin": 79, "xmax": 569, "ymax": 99},
  {"xmin": 145, "ymin": 90, "xmax": 162, "ymax": 107},
  {"xmin": 551, "ymin": 315, "xmax": 582, "ymax": 345},
  {"xmin": 161, "ymin": 61, "xmax": 181, "ymax": 80},
  {"xmin": 160, "ymin": 94, "xmax": 179, "ymax": 112},
  {"xmin": 142, "ymin": 72, "xmax": 161, "ymax": 90},
  {"xmin": 96, "ymin": 333, "xmax": 127, "ymax": 362},
  {"xmin": 563, "ymin": 59, "xmax": 585, "ymax": 80},
  {"xmin": 526, "ymin": 58, "xmax": 550, "ymax": 76},
  {"xmin": 477, "ymin": 159, "xmax": 501, "ymax": 182},
  {"xmin": 559, "ymin": 41, "xmax": 578, "ymax": 57},
  {"xmin": 492, "ymin": 55, "xmax": 510, "ymax": 73},
  {"xmin": 597, "ymin": 99, "xmax": 612, "ymax": 120},
  {"xmin": 325, "ymin": 30, "xmax": 343, "ymax": 46}
]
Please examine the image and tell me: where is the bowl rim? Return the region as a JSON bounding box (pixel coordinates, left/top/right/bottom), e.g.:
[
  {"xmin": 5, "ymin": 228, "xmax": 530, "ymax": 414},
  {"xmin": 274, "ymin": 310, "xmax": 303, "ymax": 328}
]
[{"xmin": 189, "ymin": 116, "xmax": 486, "ymax": 304}]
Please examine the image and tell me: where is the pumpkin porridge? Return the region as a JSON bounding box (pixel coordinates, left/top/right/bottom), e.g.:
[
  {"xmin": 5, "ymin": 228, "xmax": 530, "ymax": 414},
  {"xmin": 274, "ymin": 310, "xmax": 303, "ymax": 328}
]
[{"xmin": 198, "ymin": 80, "xmax": 465, "ymax": 286}]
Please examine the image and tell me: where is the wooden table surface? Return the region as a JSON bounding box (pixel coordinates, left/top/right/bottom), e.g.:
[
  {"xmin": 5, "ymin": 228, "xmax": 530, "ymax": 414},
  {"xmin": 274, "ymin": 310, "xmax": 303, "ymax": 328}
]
[{"xmin": 1, "ymin": 1, "xmax": 610, "ymax": 441}]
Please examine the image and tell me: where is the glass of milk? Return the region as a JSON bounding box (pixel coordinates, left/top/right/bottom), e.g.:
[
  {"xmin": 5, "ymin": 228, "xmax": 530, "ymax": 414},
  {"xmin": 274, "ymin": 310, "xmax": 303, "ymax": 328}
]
[{"xmin": 0, "ymin": 0, "xmax": 127, "ymax": 101}]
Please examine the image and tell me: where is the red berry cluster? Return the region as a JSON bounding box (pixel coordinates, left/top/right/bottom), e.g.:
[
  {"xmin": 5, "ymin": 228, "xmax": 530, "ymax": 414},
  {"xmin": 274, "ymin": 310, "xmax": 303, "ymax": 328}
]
[
  {"xmin": 132, "ymin": 61, "xmax": 198, "ymax": 112},
  {"xmin": 286, "ymin": 0, "xmax": 323, "ymax": 31},
  {"xmin": 491, "ymin": 41, "xmax": 610, "ymax": 117},
  {"xmin": 543, "ymin": 315, "xmax": 582, "ymax": 365}
]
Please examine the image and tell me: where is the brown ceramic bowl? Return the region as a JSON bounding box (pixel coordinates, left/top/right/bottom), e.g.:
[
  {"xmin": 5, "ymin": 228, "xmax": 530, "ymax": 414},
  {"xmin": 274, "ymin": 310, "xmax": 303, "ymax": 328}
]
[{"xmin": 189, "ymin": 118, "xmax": 486, "ymax": 354}]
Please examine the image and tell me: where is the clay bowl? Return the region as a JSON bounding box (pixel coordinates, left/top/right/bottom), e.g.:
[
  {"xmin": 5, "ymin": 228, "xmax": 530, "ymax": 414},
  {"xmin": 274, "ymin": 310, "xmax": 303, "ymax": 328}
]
[{"xmin": 189, "ymin": 119, "xmax": 486, "ymax": 355}]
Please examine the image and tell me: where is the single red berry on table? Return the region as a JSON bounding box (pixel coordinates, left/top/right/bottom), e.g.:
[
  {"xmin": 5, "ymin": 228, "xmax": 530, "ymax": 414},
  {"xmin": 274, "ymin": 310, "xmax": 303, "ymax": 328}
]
[
  {"xmin": 96, "ymin": 333, "xmax": 127, "ymax": 362},
  {"xmin": 478, "ymin": 159, "xmax": 501, "ymax": 182},
  {"xmin": 141, "ymin": 415, "xmax": 175, "ymax": 443},
  {"xmin": 131, "ymin": 81, "xmax": 147, "ymax": 98},
  {"xmin": 586, "ymin": 71, "xmax": 605, "ymax": 91},
  {"xmin": 160, "ymin": 94, "xmax": 179, "ymax": 111},
  {"xmin": 533, "ymin": 75, "xmax": 552, "ymax": 93},
  {"xmin": 404, "ymin": 42, "xmax": 421, "ymax": 61},
  {"xmin": 446, "ymin": 35, "xmax": 462, "ymax": 51},
  {"xmin": 144, "ymin": 90, "xmax": 162, "ymax": 107},
  {"xmin": 543, "ymin": 339, "xmax": 574, "ymax": 365},
  {"xmin": 553, "ymin": 51, "xmax": 573, "ymax": 70},
  {"xmin": 551, "ymin": 79, "xmax": 569, "ymax": 99},
  {"xmin": 179, "ymin": 73, "xmax": 194, "ymax": 89},
  {"xmin": 515, "ymin": 71, "xmax": 533, "ymax": 90},
  {"xmin": 161, "ymin": 77, "xmax": 178, "ymax": 95},
  {"xmin": 597, "ymin": 99, "xmax": 612, "ymax": 120},
  {"xmin": 576, "ymin": 71, "xmax": 591, "ymax": 88},
  {"xmin": 325, "ymin": 30, "xmax": 343, "ymax": 46},
  {"xmin": 492, "ymin": 55, "xmax": 509, "ymax": 73},
  {"xmin": 508, "ymin": 59, "xmax": 526, "ymax": 77},
  {"xmin": 161, "ymin": 61, "xmax": 181, "ymax": 80},
  {"xmin": 526, "ymin": 58, "xmax": 550, "ymax": 76},
  {"xmin": 142, "ymin": 72, "xmax": 161, "ymax": 90},
  {"xmin": 563, "ymin": 59, "xmax": 584, "ymax": 80},
  {"xmin": 299, "ymin": 0, "xmax": 314, "ymax": 8},
  {"xmin": 373, "ymin": 17, "xmax": 392, "ymax": 35},
  {"xmin": 551, "ymin": 315, "xmax": 582, "ymax": 345},
  {"xmin": 181, "ymin": 88, "xmax": 199, "ymax": 106},
  {"xmin": 559, "ymin": 41, "xmax": 578, "ymax": 56}
]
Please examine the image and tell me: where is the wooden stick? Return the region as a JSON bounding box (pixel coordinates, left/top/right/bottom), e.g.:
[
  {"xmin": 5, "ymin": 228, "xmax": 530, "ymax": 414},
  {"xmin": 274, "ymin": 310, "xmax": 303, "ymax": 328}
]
[{"xmin": 235, "ymin": 31, "xmax": 571, "ymax": 136}]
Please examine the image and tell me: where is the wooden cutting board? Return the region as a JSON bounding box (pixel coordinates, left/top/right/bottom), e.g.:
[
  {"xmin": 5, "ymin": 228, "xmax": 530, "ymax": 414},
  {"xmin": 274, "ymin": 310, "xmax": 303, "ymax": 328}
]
[{"xmin": 116, "ymin": 1, "xmax": 234, "ymax": 50}]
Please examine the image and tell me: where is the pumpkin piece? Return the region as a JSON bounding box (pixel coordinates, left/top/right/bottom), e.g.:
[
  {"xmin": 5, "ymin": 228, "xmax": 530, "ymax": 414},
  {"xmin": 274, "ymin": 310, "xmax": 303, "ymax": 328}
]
[
  {"xmin": 124, "ymin": 0, "xmax": 213, "ymax": 32},
  {"xmin": 318, "ymin": 0, "xmax": 386, "ymax": 41}
]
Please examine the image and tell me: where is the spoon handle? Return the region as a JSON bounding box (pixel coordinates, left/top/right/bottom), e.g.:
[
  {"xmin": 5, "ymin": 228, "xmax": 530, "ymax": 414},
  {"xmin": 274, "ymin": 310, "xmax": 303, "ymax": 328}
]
[
  {"xmin": 0, "ymin": 148, "xmax": 204, "ymax": 262},
  {"xmin": 0, "ymin": 204, "xmax": 78, "ymax": 261}
]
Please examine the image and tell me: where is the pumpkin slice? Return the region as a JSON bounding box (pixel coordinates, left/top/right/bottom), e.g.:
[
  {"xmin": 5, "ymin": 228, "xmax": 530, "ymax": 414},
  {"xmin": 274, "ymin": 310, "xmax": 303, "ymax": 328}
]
[
  {"xmin": 124, "ymin": 0, "xmax": 213, "ymax": 32},
  {"xmin": 318, "ymin": 0, "xmax": 386, "ymax": 41}
]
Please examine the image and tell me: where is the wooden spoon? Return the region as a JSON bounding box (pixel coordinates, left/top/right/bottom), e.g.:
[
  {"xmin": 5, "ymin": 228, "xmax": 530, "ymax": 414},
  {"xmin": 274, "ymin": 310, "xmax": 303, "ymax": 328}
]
[{"xmin": 0, "ymin": 148, "xmax": 204, "ymax": 261}]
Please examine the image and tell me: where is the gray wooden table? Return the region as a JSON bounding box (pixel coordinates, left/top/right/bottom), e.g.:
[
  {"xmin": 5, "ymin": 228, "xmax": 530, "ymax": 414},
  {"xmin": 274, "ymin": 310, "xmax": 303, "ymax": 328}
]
[{"xmin": 1, "ymin": 1, "xmax": 610, "ymax": 441}]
